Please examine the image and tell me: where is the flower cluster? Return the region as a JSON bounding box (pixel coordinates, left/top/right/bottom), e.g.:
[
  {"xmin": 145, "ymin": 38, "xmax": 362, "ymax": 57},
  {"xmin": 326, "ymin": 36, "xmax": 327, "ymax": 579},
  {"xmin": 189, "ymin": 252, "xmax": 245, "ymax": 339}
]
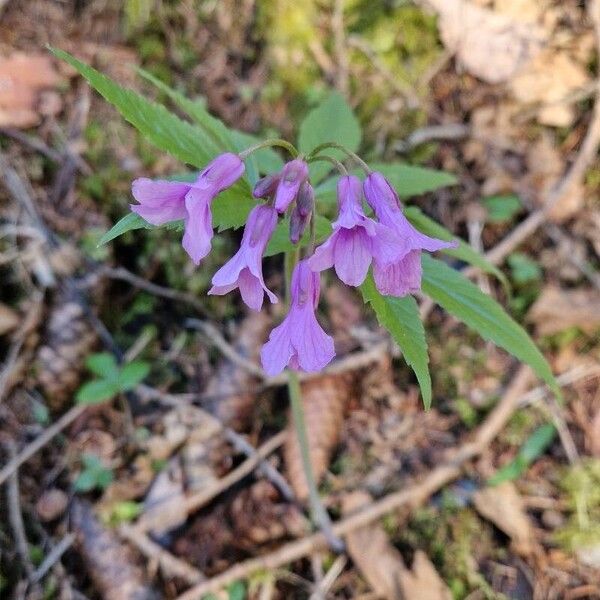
[{"xmin": 131, "ymin": 151, "xmax": 456, "ymax": 376}]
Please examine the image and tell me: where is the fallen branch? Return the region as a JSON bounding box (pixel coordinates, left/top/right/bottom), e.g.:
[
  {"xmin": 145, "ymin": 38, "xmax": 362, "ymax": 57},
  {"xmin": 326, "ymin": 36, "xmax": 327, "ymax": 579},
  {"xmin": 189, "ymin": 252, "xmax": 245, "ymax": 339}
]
[
  {"xmin": 175, "ymin": 367, "xmax": 533, "ymax": 599},
  {"xmin": 119, "ymin": 525, "xmax": 204, "ymax": 585}
]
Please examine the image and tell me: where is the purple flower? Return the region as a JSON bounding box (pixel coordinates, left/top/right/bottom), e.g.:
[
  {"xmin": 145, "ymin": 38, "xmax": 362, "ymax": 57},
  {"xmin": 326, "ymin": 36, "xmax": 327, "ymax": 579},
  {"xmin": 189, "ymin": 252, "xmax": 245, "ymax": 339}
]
[
  {"xmin": 271, "ymin": 159, "xmax": 309, "ymax": 213},
  {"xmin": 208, "ymin": 204, "xmax": 278, "ymax": 311},
  {"xmin": 308, "ymin": 175, "xmax": 407, "ymax": 286},
  {"xmin": 131, "ymin": 152, "xmax": 245, "ymax": 265},
  {"xmin": 364, "ymin": 172, "xmax": 457, "ymax": 297},
  {"xmin": 289, "ymin": 181, "xmax": 314, "ymax": 244},
  {"xmin": 261, "ymin": 260, "xmax": 335, "ymax": 375}
]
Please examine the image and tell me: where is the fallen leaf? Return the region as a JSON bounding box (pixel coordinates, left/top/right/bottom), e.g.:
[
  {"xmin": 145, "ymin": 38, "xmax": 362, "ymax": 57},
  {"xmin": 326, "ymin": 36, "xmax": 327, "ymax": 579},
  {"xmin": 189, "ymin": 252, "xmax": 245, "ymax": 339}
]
[
  {"xmin": 473, "ymin": 482, "xmax": 535, "ymax": 555},
  {"xmin": 510, "ymin": 49, "xmax": 589, "ymax": 127},
  {"xmin": 528, "ymin": 286, "xmax": 600, "ymax": 336},
  {"xmin": 0, "ymin": 303, "xmax": 19, "ymax": 335},
  {"xmin": 0, "ymin": 53, "xmax": 62, "ymax": 128},
  {"xmin": 422, "ymin": 0, "xmax": 546, "ymax": 83},
  {"xmin": 343, "ymin": 491, "xmax": 452, "ymax": 600}
]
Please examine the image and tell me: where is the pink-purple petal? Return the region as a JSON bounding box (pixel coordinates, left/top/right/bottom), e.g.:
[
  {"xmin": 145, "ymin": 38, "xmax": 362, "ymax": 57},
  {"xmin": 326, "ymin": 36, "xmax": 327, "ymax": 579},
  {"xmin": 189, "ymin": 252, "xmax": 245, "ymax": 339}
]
[
  {"xmin": 130, "ymin": 178, "xmax": 189, "ymax": 225},
  {"xmin": 332, "ymin": 228, "xmax": 371, "ymax": 286},
  {"xmin": 182, "ymin": 188, "xmax": 213, "ymax": 265}
]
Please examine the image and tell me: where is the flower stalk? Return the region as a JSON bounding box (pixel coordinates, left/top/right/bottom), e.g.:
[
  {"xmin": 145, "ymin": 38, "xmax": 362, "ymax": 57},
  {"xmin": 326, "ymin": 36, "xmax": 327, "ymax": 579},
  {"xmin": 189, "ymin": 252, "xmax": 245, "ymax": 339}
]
[{"xmin": 284, "ymin": 248, "xmax": 344, "ymax": 552}]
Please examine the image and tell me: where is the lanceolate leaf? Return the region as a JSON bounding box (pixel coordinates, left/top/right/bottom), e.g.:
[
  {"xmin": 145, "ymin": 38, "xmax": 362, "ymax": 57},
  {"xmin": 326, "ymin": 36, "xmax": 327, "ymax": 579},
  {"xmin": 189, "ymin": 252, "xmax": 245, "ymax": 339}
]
[
  {"xmin": 404, "ymin": 206, "xmax": 508, "ymax": 287},
  {"xmin": 51, "ymin": 48, "xmax": 223, "ymax": 169},
  {"xmin": 98, "ymin": 213, "xmax": 151, "ymax": 246},
  {"xmin": 361, "ymin": 275, "xmax": 432, "ymax": 409},
  {"xmin": 298, "ymin": 91, "xmax": 362, "ymax": 183},
  {"xmin": 421, "ymin": 256, "xmax": 559, "ymax": 396}
]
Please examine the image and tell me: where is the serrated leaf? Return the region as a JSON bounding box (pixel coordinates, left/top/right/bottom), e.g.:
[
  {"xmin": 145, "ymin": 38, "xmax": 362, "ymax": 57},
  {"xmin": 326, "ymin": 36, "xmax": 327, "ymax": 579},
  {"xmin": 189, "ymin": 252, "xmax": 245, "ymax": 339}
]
[
  {"xmin": 404, "ymin": 206, "xmax": 508, "ymax": 288},
  {"xmin": 76, "ymin": 379, "xmax": 120, "ymax": 405},
  {"xmin": 421, "ymin": 256, "xmax": 559, "ymax": 396},
  {"xmin": 85, "ymin": 352, "xmax": 119, "ymax": 380},
  {"xmin": 361, "ymin": 274, "xmax": 432, "ymax": 409},
  {"xmin": 298, "ymin": 91, "xmax": 361, "ymax": 183},
  {"xmin": 212, "ymin": 194, "xmax": 256, "ymax": 232},
  {"xmin": 487, "ymin": 424, "xmax": 556, "ymax": 485},
  {"xmin": 51, "ymin": 48, "xmax": 221, "ymax": 168},
  {"xmin": 264, "ymin": 214, "xmax": 331, "ymax": 257},
  {"xmin": 139, "ymin": 68, "xmax": 283, "ymax": 184},
  {"xmin": 118, "ymin": 361, "xmax": 150, "ymax": 391}
]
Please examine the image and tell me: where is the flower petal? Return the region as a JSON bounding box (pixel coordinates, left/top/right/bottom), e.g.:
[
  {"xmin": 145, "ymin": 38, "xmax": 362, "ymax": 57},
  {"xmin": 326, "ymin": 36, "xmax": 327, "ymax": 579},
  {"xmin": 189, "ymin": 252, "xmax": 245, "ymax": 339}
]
[
  {"xmin": 291, "ymin": 308, "xmax": 335, "ymax": 372},
  {"xmin": 370, "ymin": 223, "xmax": 411, "ymax": 267},
  {"xmin": 237, "ymin": 268, "xmax": 266, "ymax": 311},
  {"xmin": 211, "ymin": 249, "xmax": 246, "ymax": 288},
  {"xmin": 307, "ymin": 234, "xmax": 336, "ymax": 273},
  {"xmin": 333, "ymin": 228, "xmax": 371, "ymax": 286},
  {"xmin": 261, "ymin": 319, "xmax": 294, "ymax": 376},
  {"xmin": 373, "ymin": 250, "xmax": 422, "ymax": 297},
  {"xmin": 130, "ymin": 178, "xmax": 189, "ymax": 225},
  {"xmin": 182, "ymin": 188, "xmax": 213, "ymax": 265}
]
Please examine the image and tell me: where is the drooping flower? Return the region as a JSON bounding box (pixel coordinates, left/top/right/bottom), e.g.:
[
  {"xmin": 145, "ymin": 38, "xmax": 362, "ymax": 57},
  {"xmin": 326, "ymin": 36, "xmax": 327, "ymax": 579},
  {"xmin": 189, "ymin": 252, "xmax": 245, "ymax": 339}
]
[
  {"xmin": 364, "ymin": 172, "xmax": 457, "ymax": 297},
  {"xmin": 308, "ymin": 175, "xmax": 407, "ymax": 286},
  {"xmin": 131, "ymin": 152, "xmax": 244, "ymax": 265},
  {"xmin": 261, "ymin": 260, "xmax": 335, "ymax": 375},
  {"xmin": 271, "ymin": 159, "xmax": 309, "ymax": 213},
  {"xmin": 208, "ymin": 204, "xmax": 278, "ymax": 311}
]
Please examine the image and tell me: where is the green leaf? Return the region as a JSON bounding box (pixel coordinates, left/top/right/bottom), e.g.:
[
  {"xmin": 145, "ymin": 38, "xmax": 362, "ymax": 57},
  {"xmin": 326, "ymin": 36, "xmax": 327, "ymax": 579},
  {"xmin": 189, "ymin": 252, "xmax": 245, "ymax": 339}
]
[
  {"xmin": 75, "ymin": 454, "xmax": 114, "ymax": 492},
  {"xmin": 98, "ymin": 213, "xmax": 151, "ymax": 246},
  {"xmin": 51, "ymin": 48, "xmax": 222, "ymax": 168},
  {"xmin": 315, "ymin": 163, "xmax": 457, "ymax": 204},
  {"xmin": 212, "ymin": 195, "xmax": 256, "ymax": 232},
  {"xmin": 507, "ymin": 252, "xmax": 542, "ymax": 285},
  {"xmin": 421, "ymin": 256, "xmax": 560, "ymax": 396},
  {"xmin": 76, "ymin": 379, "xmax": 120, "ymax": 405},
  {"xmin": 138, "ymin": 68, "xmax": 283, "ymax": 184},
  {"xmin": 404, "ymin": 206, "xmax": 508, "ymax": 287},
  {"xmin": 227, "ymin": 581, "xmax": 247, "ymax": 600},
  {"xmin": 118, "ymin": 361, "xmax": 150, "ymax": 391},
  {"xmin": 85, "ymin": 352, "xmax": 119, "ymax": 380},
  {"xmin": 487, "ymin": 424, "xmax": 556, "ymax": 485},
  {"xmin": 361, "ymin": 274, "xmax": 432, "ymax": 409},
  {"xmin": 264, "ymin": 214, "xmax": 331, "ymax": 257},
  {"xmin": 298, "ymin": 91, "xmax": 361, "ymax": 183},
  {"xmin": 482, "ymin": 195, "xmax": 522, "ymax": 223}
]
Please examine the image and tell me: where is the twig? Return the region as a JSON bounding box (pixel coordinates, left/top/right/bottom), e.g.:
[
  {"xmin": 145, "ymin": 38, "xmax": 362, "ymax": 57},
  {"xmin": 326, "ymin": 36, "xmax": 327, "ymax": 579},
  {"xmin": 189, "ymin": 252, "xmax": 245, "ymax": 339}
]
[
  {"xmin": 0, "ymin": 404, "xmax": 87, "ymax": 487},
  {"xmin": 119, "ymin": 525, "xmax": 204, "ymax": 585},
  {"xmin": 30, "ymin": 533, "xmax": 76, "ymax": 585},
  {"xmin": 393, "ymin": 123, "xmax": 470, "ymax": 153},
  {"xmin": 482, "ymin": 0, "xmax": 600, "ymax": 267},
  {"xmin": 100, "ymin": 266, "xmax": 207, "ymax": 315},
  {"xmin": 186, "ymin": 319, "xmax": 265, "ymax": 378},
  {"xmin": 5, "ymin": 442, "xmax": 34, "ymax": 577},
  {"xmin": 175, "ymin": 367, "xmax": 533, "ymax": 599},
  {"xmin": 137, "ymin": 384, "xmax": 295, "ymax": 501},
  {"xmin": 309, "ymin": 555, "xmax": 347, "ymax": 600},
  {"xmin": 0, "ymin": 128, "xmax": 63, "ymax": 163},
  {"xmin": 135, "ymin": 431, "xmax": 287, "ymax": 532}
]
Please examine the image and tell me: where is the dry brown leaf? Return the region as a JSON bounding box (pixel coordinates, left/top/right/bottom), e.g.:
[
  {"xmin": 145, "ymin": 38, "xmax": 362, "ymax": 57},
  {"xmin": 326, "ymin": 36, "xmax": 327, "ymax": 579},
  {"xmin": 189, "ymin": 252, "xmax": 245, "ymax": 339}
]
[
  {"xmin": 0, "ymin": 303, "xmax": 19, "ymax": 335},
  {"xmin": 422, "ymin": 0, "xmax": 545, "ymax": 83},
  {"xmin": 343, "ymin": 491, "xmax": 452, "ymax": 600},
  {"xmin": 285, "ymin": 373, "xmax": 355, "ymax": 499},
  {"xmin": 473, "ymin": 482, "xmax": 534, "ymax": 555},
  {"xmin": 510, "ymin": 49, "xmax": 589, "ymax": 127},
  {"xmin": 528, "ymin": 286, "xmax": 600, "ymax": 336},
  {"xmin": 0, "ymin": 53, "xmax": 62, "ymax": 128}
]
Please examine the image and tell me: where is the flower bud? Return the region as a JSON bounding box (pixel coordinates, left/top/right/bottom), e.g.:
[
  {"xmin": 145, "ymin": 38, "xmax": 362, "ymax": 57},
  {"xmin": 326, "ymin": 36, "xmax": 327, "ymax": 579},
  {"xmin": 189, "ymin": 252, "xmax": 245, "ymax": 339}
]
[
  {"xmin": 289, "ymin": 181, "xmax": 314, "ymax": 244},
  {"xmin": 253, "ymin": 173, "xmax": 280, "ymax": 199}
]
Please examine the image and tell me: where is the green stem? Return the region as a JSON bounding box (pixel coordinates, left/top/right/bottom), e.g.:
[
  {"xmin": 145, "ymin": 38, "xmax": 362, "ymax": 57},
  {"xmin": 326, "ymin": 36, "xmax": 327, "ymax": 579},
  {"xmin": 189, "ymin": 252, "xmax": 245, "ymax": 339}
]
[
  {"xmin": 239, "ymin": 138, "xmax": 298, "ymax": 159},
  {"xmin": 307, "ymin": 142, "xmax": 371, "ymax": 173},
  {"xmin": 308, "ymin": 155, "xmax": 348, "ymax": 176},
  {"xmin": 284, "ymin": 249, "xmax": 343, "ymax": 551}
]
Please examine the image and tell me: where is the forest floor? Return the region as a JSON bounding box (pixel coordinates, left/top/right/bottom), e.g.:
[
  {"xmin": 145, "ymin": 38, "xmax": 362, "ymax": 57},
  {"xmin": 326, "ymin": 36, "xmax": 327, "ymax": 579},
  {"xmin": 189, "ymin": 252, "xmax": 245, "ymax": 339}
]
[{"xmin": 1, "ymin": 1, "xmax": 600, "ymax": 599}]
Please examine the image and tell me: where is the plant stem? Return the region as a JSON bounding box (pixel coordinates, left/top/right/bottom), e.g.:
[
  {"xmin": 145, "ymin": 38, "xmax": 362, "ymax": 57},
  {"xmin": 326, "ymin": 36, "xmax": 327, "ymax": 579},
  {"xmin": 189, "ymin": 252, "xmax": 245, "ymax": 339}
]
[
  {"xmin": 239, "ymin": 138, "xmax": 298, "ymax": 159},
  {"xmin": 306, "ymin": 142, "xmax": 371, "ymax": 173},
  {"xmin": 308, "ymin": 154, "xmax": 348, "ymax": 175},
  {"xmin": 284, "ymin": 249, "xmax": 344, "ymax": 552}
]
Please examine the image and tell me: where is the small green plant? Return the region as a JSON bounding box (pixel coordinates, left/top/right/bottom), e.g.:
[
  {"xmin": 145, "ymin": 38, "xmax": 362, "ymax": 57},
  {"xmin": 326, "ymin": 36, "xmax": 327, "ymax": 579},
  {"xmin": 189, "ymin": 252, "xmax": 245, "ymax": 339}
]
[
  {"xmin": 76, "ymin": 352, "xmax": 150, "ymax": 405},
  {"xmin": 74, "ymin": 453, "xmax": 114, "ymax": 492},
  {"xmin": 487, "ymin": 423, "xmax": 556, "ymax": 486}
]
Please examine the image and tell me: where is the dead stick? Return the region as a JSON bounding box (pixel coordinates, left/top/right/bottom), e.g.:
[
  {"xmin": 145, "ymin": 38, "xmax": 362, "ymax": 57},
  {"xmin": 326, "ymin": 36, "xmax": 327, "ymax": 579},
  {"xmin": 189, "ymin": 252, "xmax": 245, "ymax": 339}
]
[
  {"xmin": 0, "ymin": 404, "xmax": 86, "ymax": 487},
  {"xmin": 119, "ymin": 525, "xmax": 204, "ymax": 585},
  {"xmin": 175, "ymin": 367, "xmax": 532, "ymax": 599},
  {"xmin": 136, "ymin": 431, "xmax": 287, "ymax": 532}
]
